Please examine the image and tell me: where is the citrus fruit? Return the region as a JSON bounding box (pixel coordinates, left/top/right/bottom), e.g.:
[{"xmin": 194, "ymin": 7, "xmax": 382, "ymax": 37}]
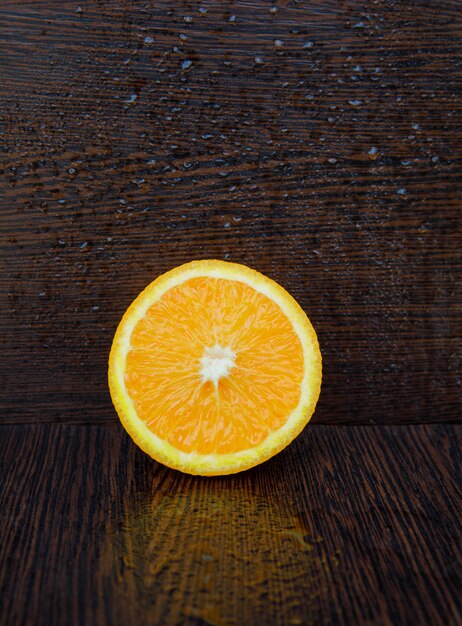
[{"xmin": 108, "ymin": 260, "xmax": 321, "ymax": 475}]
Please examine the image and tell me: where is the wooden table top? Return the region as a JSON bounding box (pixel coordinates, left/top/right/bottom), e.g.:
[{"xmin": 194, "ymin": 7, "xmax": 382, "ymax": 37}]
[
  {"xmin": 1, "ymin": 424, "xmax": 461, "ymax": 626},
  {"xmin": 1, "ymin": 1, "xmax": 461, "ymax": 625}
]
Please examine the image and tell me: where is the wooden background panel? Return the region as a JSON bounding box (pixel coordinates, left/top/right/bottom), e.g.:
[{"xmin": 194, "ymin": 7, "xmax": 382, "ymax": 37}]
[
  {"xmin": 1, "ymin": 0, "xmax": 461, "ymax": 424},
  {"xmin": 1, "ymin": 423, "xmax": 460, "ymax": 626}
]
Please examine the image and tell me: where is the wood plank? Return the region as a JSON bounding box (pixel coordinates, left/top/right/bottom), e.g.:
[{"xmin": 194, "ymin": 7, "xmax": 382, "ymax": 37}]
[
  {"xmin": 1, "ymin": 1, "xmax": 461, "ymax": 425},
  {"xmin": 1, "ymin": 423, "xmax": 460, "ymax": 625}
]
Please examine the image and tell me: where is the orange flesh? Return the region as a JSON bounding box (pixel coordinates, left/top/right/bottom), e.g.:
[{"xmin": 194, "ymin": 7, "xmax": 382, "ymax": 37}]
[{"xmin": 125, "ymin": 277, "xmax": 304, "ymax": 454}]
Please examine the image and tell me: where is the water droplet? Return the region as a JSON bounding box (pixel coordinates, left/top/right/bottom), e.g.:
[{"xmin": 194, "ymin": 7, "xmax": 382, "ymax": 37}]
[
  {"xmin": 184, "ymin": 16, "xmax": 193, "ymax": 23},
  {"xmin": 353, "ymin": 64, "xmax": 363, "ymax": 72},
  {"xmin": 80, "ymin": 241, "xmax": 88, "ymax": 249},
  {"xmin": 68, "ymin": 168, "xmax": 75, "ymax": 174},
  {"xmin": 92, "ymin": 305, "xmax": 100, "ymax": 312},
  {"xmin": 255, "ymin": 56, "xmax": 264, "ymax": 65},
  {"xmin": 125, "ymin": 94, "xmax": 137, "ymax": 104},
  {"xmin": 349, "ymin": 99, "xmax": 362, "ymax": 106},
  {"xmin": 179, "ymin": 34, "xmax": 188, "ymax": 41},
  {"xmin": 144, "ymin": 36, "xmax": 154, "ymax": 44},
  {"xmin": 269, "ymin": 6, "xmax": 279, "ymax": 14},
  {"xmin": 397, "ymin": 188, "xmax": 407, "ymax": 195},
  {"xmin": 367, "ymin": 146, "xmax": 379, "ymax": 159},
  {"xmin": 181, "ymin": 59, "xmax": 193, "ymax": 71},
  {"xmin": 274, "ymin": 39, "xmax": 284, "ymax": 49},
  {"xmin": 228, "ymin": 15, "xmax": 236, "ymax": 22},
  {"xmin": 199, "ymin": 7, "xmax": 208, "ymax": 14},
  {"xmin": 75, "ymin": 6, "xmax": 82, "ymax": 13},
  {"xmin": 352, "ymin": 21, "xmax": 365, "ymax": 28},
  {"xmin": 431, "ymin": 156, "xmax": 439, "ymax": 163},
  {"xmin": 303, "ymin": 41, "xmax": 314, "ymax": 48},
  {"xmin": 328, "ymin": 157, "xmax": 337, "ymax": 164}
]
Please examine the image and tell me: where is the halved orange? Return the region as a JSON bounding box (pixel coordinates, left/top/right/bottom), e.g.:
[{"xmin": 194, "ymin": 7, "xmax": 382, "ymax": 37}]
[{"xmin": 108, "ymin": 260, "xmax": 321, "ymax": 475}]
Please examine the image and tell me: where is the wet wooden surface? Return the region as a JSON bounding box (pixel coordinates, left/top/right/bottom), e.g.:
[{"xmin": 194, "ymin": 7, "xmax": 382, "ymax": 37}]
[
  {"xmin": 1, "ymin": 0, "xmax": 461, "ymax": 425},
  {"xmin": 1, "ymin": 2, "xmax": 462, "ymax": 626},
  {"xmin": 1, "ymin": 424, "xmax": 461, "ymax": 626}
]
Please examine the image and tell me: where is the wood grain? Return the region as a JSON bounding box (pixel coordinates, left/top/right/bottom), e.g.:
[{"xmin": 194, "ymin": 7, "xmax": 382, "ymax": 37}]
[
  {"xmin": 0, "ymin": 0, "xmax": 461, "ymax": 425},
  {"xmin": 1, "ymin": 8, "xmax": 460, "ymax": 622},
  {"xmin": 0, "ymin": 423, "xmax": 460, "ymax": 626}
]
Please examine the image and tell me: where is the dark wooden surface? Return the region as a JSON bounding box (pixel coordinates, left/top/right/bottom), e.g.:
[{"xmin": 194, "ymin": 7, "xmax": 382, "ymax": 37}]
[
  {"xmin": 1, "ymin": 0, "xmax": 461, "ymax": 425},
  {"xmin": 1, "ymin": 2, "xmax": 462, "ymax": 626},
  {"xmin": 1, "ymin": 424, "xmax": 461, "ymax": 626}
]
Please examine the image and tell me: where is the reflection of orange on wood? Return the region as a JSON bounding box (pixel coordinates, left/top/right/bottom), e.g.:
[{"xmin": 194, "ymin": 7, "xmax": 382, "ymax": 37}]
[{"xmin": 108, "ymin": 486, "xmax": 333, "ymax": 626}]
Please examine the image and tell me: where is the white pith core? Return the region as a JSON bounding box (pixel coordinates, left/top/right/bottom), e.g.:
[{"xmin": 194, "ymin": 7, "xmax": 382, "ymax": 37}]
[{"xmin": 200, "ymin": 344, "xmax": 236, "ymax": 386}]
